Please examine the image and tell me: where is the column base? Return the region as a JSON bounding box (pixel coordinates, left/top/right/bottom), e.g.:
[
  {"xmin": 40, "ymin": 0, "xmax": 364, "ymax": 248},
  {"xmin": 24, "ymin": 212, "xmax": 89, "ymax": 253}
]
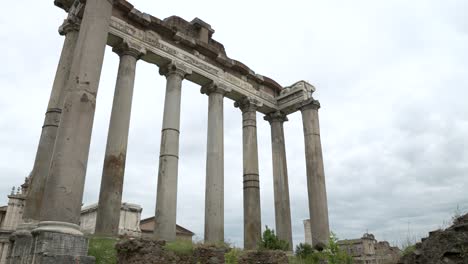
[
  {"xmin": 9, "ymin": 221, "xmax": 95, "ymax": 264},
  {"xmin": 8, "ymin": 221, "xmax": 38, "ymax": 264}
]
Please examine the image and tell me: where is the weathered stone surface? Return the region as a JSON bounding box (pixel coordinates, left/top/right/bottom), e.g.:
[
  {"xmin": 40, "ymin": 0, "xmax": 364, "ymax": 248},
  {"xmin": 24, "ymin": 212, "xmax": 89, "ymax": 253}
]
[
  {"xmin": 202, "ymin": 83, "xmax": 229, "ymax": 244},
  {"xmin": 154, "ymin": 63, "xmax": 190, "ymax": 242},
  {"xmin": 115, "ymin": 239, "xmax": 228, "ymax": 264},
  {"xmin": 264, "ymin": 111, "xmax": 293, "ymax": 250},
  {"xmin": 300, "ymin": 99, "xmax": 330, "ymax": 249},
  {"xmin": 95, "ymin": 40, "xmax": 144, "ymax": 237},
  {"xmin": 194, "ymin": 245, "xmax": 228, "ymax": 264},
  {"xmin": 29, "ymin": 230, "xmax": 95, "ymax": 264},
  {"xmin": 398, "ymin": 213, "xmax": 468, "ymax": 264},
  {"xmin": 236, "ymin": 98, "xmax": 262, "ymax": 250},
  {"xmin": 238, "ymin": 250, "xmax": 289, "ymax": 264}
]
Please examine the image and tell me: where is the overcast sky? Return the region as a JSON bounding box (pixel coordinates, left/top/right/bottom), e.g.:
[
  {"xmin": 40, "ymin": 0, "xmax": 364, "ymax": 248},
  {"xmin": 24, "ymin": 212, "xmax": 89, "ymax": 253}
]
[{"xmin": 1, "ymin": 0, "xmax": 468, "ymax": 248}]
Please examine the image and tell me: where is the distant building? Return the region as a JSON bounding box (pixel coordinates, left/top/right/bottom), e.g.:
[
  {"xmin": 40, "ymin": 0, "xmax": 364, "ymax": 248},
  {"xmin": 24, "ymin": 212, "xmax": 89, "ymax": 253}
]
[
  {"xmin": 303, "ymin": 219, "xmax": 401, "ymax": 264},
  {"xmin": 338, "ymin": 233, "xmax": 401, "ymax": 264},
  {"xmin": 80, "ymin": 204, "xmax": 195, "ymax": 241},
  {"xmin": 0, "ymin": 181, "xmax": 28, "ymax": 264},
  {"xmin": 140, "ymin": 217, "xmax": 195, "ymax": 241}
]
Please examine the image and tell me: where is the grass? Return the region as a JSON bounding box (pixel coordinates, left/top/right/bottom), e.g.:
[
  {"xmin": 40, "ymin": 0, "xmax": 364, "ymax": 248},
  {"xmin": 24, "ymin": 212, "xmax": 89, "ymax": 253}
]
[
  {"xmin": 87, "ymin": 236, "xmax": 118, "ymax": 264},
  {"xmin": 163, "ymin": 239, "xmax": 194, "ymax": 255}
]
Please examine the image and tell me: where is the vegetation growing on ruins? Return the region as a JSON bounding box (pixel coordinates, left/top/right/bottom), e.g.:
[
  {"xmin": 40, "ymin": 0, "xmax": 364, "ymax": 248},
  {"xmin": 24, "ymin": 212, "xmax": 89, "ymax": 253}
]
[
  {"xmin": 163, "ymin": 239, "xmax": 194, "ymax": 255},
  {"xmin": 290, "ymin": 233, "xmax": 354, "ymax": 264},
  {"xmin": 88, "ymin": 236, "xmax": 118, "ymax": 264},
  {"xmin": 225, "ymin": 248, "xmax": 241, "ymax": 264},
  {"xmin": 259, "ymin": 226, "xmax": 290, "ymax": 251}
]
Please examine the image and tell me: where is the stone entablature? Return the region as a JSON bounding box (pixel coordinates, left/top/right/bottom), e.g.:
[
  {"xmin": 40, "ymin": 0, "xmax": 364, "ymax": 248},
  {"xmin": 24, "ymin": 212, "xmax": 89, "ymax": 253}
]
[{"xmin": 54, "ymin": 0, "xmax": 313, "ymax": 114}]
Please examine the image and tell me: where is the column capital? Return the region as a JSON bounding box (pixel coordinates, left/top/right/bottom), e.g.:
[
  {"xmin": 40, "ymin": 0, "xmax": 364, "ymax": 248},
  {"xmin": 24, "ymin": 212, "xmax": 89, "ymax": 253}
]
[
  {"xmin": 159, "ymin": 62, "xmax": 192, "ymax": 79},
  {"xmin": 59, "ymin": 18, "xmax": 80, "ymax": 36},
  {"xmin": 112, "ymin": 39, "xmax": 146, "ymax": 59},
  {"xmin": 299, "ymin": 99, "xmax": 321, "ymax": 111},
  {"xmin": 234, "ymin": 97, "xmax": 263, "ymax": 113},
  {"xmin": 200, "ymin": 81, "xmax": 231, "ymax": 96},
  {"xmin": 264, "ymin": 111, "xmax": 288, "ymax": 123}
]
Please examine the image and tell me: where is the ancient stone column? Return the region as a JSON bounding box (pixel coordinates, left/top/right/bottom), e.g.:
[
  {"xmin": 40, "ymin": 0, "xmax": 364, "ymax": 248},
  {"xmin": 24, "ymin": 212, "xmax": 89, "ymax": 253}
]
[
  {"xmin": 300, "ymin": 99, "xmax": 330, "ymax": 249},
  {"xmin": 264, "ymin": 111, "xmax": 293, "ymax": 250},
  {"xmin": 154, "ymin": 63, "xmax": 191, "ymax": 241},
  {"xmin": 35, "ymin": 0, "xmax": 113, "ymax": 237},
  {"xmin": 201, "ymin": 83, "xmax": 230, "ymax": 244},
  {"xmin": 235, "ymin": 98, "xmax": 262, "ymax": 250},
  {"xmin": 95, "ymin": 40, "xmax": 145, "ymax": 237},
  {"xmin": 22, "ymin": 18, "xmax": 79, "ymax": 223}
]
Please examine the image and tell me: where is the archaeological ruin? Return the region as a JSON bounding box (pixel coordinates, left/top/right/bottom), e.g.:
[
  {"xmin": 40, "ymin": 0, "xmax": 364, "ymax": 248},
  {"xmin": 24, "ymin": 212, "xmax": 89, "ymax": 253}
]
[{"xmin": 7, "ymin": 0, "xmax": 330, "ymax": 262}]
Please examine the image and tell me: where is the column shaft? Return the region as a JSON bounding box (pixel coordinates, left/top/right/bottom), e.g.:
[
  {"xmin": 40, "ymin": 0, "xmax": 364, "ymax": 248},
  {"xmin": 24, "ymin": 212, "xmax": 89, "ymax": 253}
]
[
  {"xmin": 22, "ymin": 20, "xmax": 79, "ymax": 222},
  {"xmin": 265, "ymin": 112, "xmax": 293, "ymax": 250},
  {"xmin": 237, "ymin": 100, "xmax": 261, "ymax": 250},
  {"xmin": 301, "ymin": 100, "xmax": 330, "ymax": 249},
  {"xmin": 204, "ymin": 89, "xmax": 225, "ymax": 243},
  {"xmin": 154, "ymin": 64, "xmax": 188, "ymax": 241},
  {"xmin": 95, "ymin": 43, "xmax": 143, "ymax": 236},
  {"xmin": 38, "ymin": 0, "xmax": 113, "ymax": 226}
]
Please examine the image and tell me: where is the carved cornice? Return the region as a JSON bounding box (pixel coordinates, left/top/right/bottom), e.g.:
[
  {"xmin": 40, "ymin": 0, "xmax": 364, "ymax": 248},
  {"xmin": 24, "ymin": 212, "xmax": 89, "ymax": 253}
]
[
  {"xmin": 264, "ymin": 111, "xmax": 288, "ymax": 123},
  {"xmin": 159, "ymin": 62, "xmax": 192, "ymax": 79},
  {"xmin": 299, "ymin": 99, "xmax": 321, "ymax": 111},
  {"xmin": 58, "ymin": 18, "xmax": 80, "ymax": 35},
  {"xmin": 200, "ymin": 82, "xmax": 232, "ymax": 96},
  {"xmin": 234, "ymin": 97, "xmax": 262, "ymax": 113},
  {"xmin": 112, "ymin": 39, "xmax": 146, "ymax": 59}
]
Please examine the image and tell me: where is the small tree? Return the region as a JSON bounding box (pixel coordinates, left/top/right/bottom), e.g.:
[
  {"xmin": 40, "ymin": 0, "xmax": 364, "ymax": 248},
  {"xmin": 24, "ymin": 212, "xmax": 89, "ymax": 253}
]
[
  {"xmin": 259, "ymin": 226, "xmax": 289, "ymax": 251},
  {"xmin": 295, "ymin": 243, "xmax": 314, "ymax": 259},
  {"xmin": 325, "ymin": 233, "xmax": 353, "ymax": 264},
  {"xmin": 293, "ymin": 232, "xmax": 353, "ymax": 264}
]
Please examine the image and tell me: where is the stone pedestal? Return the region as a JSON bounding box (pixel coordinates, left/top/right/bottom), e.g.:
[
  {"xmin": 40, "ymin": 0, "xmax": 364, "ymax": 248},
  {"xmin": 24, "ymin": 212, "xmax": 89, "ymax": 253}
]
[
  {"xmin": 154, "ymin": 63, "xmax": 191, "ymax": 241},
  {"xmin": 265, "ymin": 111, "xmax": 293, "ymax": 250},
  {"xmin": 202, "ymin": 83, "xmax": 230, "ymax": 244},
  {"xmin": 95, "ymin": 41, "xmax": 144, "ymax": 237},
  {"xmin": 30, "ymin": 228, "xmax": 94, "ymax": 264},
  {"xmin": 300, "ymin": 99, "xmax": 330, "ymax": 249},
  {"xmin": 235, "ymin": 98, "xmax": 262, "ymax": 250}
]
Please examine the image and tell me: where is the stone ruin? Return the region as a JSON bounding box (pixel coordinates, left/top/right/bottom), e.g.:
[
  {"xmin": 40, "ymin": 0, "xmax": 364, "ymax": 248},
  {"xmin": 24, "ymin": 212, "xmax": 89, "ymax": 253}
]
[
  {"xmin": 7, "ymin": 0, "xmax": 331, "ymax": 262},
  {"xmin": 115, "ymin": 238, "xmax": 289, "ymax": 264},
  {"xmin": 398, "ymin": 213, "xmax": 468, "ymax": 264}
]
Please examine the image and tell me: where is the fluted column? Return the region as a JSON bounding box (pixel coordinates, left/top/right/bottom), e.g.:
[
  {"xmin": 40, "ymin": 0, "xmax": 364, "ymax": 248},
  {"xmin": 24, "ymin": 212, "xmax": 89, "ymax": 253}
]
[
  {"xmin": 37, "ymin": 0, "xmax": 114, "ymax": 232},
  {"xmin": 154, "ymin": 63, "xmax": 191, "ymax": 241},
  {"xmin": 22, "ymin": 18, "xmax": 79, "ymax": 223},
  {"xmin": 235, "ymin": 97, "xmax": 262, "ymax": 250},
  {"xmin": 264, "ymin": 111, "xmax": 293, "ymax": 250},
  {"xmin": 95, "ymin": 41, "xmax": 145, "ymax": 236},
  {"xmin": 201, "ymin": 83, "xmax": 230, "ymax": 243},
  {"xmin": 300, "ymin": 99, "xmax": 330, "ymax": 249}
]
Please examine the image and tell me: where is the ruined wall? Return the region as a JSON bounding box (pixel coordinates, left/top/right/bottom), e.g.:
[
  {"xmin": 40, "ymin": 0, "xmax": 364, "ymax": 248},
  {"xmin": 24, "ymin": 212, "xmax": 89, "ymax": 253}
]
[
  {"xmin": 398, "ymin": 213, "xmax": 468, "ymax": 264},
  {"xmin": 80, "ymin": 203, "xmax": 142, "ymax": 237}
]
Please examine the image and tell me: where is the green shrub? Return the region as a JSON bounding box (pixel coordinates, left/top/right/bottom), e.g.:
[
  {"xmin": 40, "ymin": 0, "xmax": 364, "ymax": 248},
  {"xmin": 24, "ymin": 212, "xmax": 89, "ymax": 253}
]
[
  {"xmin": 258, "ymin": 226, "xmax": 289, "ymax": 251},
  {"xmin": 402, "ymin": 244, "xmax": 416, "ymax": 256},
  {"xmin": 292, "ymin": 233, "xmax": 353, "ymax": 264},
  {"xmin": 88, "ymin": 237, "xmax": 118, "ymax": 264},
  {"xmin": 295, "ymin": 243, "xmax": 314, "ymax": 259},
  {"xmin": 225, "ymin": 248, "xmax": 241, "ymax": 264}
]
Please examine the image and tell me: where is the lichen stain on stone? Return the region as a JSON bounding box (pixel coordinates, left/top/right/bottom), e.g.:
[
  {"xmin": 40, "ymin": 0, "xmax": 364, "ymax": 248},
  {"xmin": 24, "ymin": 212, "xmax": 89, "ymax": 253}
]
[
  {"xmin": 80, "ymin": 93, "xmax": 89, "ymax": 103},
  {"xmin": 104, "ymin": 153, "xmax": 126, "ymax": 183}
]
